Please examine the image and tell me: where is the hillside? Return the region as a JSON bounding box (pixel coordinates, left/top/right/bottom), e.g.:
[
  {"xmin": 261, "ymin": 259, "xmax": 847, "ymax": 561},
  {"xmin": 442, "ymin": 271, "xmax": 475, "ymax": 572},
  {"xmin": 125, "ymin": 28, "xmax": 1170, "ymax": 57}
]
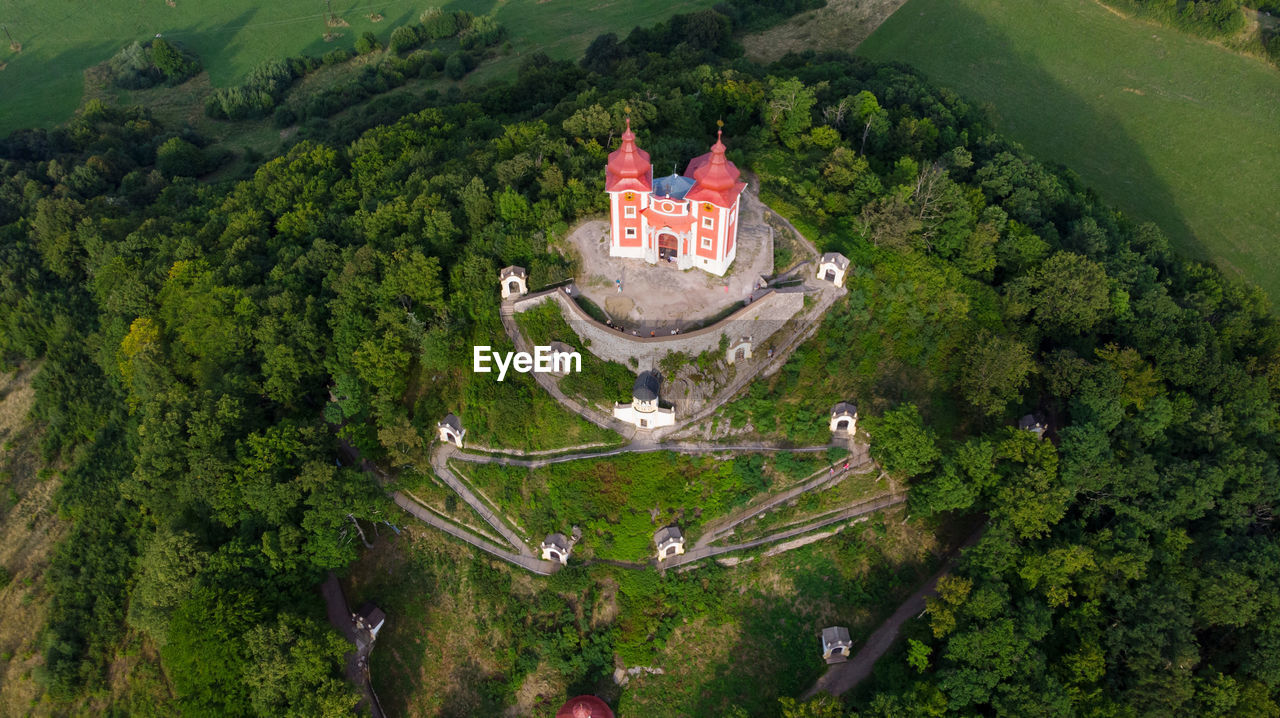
[
  {"xmin": 857, "ymin": 0, "xmax": 1280, "ymax": 300},
  {"xmin": 0, "ymin": 1, "xmax": 1278, "ymax": 716}
]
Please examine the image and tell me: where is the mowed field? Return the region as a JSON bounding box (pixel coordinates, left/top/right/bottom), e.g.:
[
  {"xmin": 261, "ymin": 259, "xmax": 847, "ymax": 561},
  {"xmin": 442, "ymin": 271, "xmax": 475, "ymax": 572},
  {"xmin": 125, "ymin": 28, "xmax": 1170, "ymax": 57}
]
[
  {"xmin": 858, "ymin": 0, "xmax": 1280, "ymax": 300},
  {"xmin": 0, "ymin": 0, "xmax": 718, "ymax": 136}
]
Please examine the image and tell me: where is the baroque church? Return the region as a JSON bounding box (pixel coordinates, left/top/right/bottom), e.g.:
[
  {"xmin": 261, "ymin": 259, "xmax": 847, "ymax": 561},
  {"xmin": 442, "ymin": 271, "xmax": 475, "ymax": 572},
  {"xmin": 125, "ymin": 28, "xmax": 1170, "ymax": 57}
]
[{"xmin": 605, "ymin": 119, "xmax": 747, "ymax": 276}]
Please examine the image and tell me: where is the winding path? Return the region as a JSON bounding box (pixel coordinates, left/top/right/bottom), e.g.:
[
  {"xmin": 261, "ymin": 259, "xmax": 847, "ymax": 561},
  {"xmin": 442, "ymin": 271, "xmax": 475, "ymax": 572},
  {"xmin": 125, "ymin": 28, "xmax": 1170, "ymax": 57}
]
[
  {"xmin": 390, "ymin": 224, "xmax": 898, "ymax": 576},
  {"xmin": 393, "ymin": 493, "xmax": 560, "ymax": 575},
  {"xmin": 662, "ymin": 492, "xmax": 907, "ymax": 569}
]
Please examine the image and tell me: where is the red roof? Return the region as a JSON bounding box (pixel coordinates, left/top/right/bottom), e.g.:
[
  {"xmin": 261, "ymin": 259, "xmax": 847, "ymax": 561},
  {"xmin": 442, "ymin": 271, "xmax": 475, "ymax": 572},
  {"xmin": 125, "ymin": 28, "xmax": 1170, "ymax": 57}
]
[
  {"xmin": 555, "ymin": 695, "xmax": 615, "ymax": 718},
  {"xmin": 684, "ymin": 130, "xmax": 745, "ymax": 207},
  {"xmin": 605, "ymin": 118, "xmax": 652, "ymax": 193}
]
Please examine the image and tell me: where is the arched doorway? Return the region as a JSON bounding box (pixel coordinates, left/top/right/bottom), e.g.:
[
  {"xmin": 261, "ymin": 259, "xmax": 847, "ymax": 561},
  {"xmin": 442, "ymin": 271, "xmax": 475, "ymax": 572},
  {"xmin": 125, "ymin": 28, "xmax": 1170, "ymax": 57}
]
[
  {"xmin": 836, "ymin": 419, "xmax": 850, "ymax": 431},
  {"xmin": 824, "ymin": 269, "xmax": 836, "ymax": 282},
  {"xmin": 508, "ymin": 280, "xmax": 520, "ymax": 294},
  {"xmin": 657, "ymin": 232, "xmax": 678, "ymax": 261}
]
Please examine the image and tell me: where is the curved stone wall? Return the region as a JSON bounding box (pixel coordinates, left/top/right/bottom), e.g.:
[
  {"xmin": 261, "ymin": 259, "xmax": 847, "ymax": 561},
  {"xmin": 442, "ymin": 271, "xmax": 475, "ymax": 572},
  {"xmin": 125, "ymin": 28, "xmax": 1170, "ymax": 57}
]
[{"xmin": 512, "ymin": 286, "xmax": 805, "ymax": 370}]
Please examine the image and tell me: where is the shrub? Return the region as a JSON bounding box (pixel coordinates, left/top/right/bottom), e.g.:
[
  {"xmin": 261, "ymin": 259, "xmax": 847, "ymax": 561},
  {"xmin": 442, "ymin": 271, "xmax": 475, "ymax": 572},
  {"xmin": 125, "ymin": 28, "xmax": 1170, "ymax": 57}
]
[
  {"xmin": 155, "ymin": 137, "xmax": 207, "ymax": 177},
  {"xmin": 389, "ymin": 25, "xmax": 422, "ymax": 54},
  {"xmin": 421, "ymin": 10, "xmax": 461, "ymax": 40},
  {"xmin": 107, "ymin": 42, "xmax": 159, "ymax": 90},
  {"xmin": 321, "ymin": 48, "xmax": 352, "ymax": 65},
  {"xmin": 273, "ymin": 106, "xmax": 297, "ymax": 128},
  {"xmin": 444, "ymin": 53, "xmax": 466, "ymax": 79},
  {"xmin": 354, "ymin": 31, "xmax": 381, "ymax": 55},
  {"xmin": 460, "ymin": 15, "xmax": 506, "ymax": 50},
  {"xmin": 107, "ymin": 39, "xmax": 201, "ymax": 89},
  {"xmin": 150, "ymin": 38, "xmax": 201, "ymax": 84}
]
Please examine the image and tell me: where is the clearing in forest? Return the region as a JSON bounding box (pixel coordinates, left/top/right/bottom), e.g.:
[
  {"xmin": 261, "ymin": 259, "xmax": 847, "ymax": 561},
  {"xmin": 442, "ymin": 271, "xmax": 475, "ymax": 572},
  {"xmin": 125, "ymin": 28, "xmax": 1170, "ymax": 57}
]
[{"xmin": 857, "ymin": 0, "xmax": 1280, "ymax": 301}]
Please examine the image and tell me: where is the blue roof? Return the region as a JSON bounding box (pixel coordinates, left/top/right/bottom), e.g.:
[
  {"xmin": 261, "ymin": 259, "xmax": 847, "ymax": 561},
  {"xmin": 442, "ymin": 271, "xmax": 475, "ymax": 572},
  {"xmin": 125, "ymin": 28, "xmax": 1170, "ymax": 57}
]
[{"xmin": 651, "ymin": 174, "xmax": 695, "ymax": 200}]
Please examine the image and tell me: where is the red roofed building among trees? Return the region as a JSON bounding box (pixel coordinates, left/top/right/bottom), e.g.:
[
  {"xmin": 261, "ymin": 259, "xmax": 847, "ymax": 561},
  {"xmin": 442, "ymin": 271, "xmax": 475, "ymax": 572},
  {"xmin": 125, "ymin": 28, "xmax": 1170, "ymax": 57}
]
[
  {"xmin": 555, "ymin": 695, "xmax": 615, "ymax": 718},
  {"xmin": 606, "ymin": 119, "xmax": 746, "ymax": 276}
]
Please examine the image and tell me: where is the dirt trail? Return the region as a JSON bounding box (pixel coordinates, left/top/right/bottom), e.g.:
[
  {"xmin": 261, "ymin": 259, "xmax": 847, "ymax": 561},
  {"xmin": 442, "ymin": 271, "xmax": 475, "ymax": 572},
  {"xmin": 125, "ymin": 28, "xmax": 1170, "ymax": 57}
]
[{"xmin": 803, "ymin": 528, "xmax": 983, "ymax": 698}]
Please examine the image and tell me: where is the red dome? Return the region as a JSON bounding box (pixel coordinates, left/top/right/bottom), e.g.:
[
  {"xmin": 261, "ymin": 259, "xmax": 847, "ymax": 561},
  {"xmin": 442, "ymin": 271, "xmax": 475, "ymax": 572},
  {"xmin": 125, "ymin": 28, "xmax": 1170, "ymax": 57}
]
[
  {"xmin": 605, "ymin": 118, "xmax": 652, "ymax": 193},
  {"xmin": 555, "ymin": 695, "xmax": 615, "ymax": 718},
  {"xmin": 685, "ymin": 130, "xmax": 745, "ymax": 207}
]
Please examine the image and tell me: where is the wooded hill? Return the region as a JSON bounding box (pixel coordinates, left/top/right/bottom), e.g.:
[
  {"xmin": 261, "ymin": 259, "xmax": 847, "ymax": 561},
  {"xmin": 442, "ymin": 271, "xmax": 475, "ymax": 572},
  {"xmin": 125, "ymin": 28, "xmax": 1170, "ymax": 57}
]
[{"xmin": 0, "ymin": 4, "xmax": 1277, "ymax": 714}]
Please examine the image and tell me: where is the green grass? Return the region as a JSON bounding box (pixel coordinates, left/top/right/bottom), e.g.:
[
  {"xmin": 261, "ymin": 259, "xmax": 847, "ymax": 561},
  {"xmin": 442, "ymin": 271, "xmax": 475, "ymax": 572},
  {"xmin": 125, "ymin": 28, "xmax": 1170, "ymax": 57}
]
[
  {"xmin": 859, "ymin": 0, "xmax": 1280, "ymax": 300},
  {"xmin": 462, "ymin": 452, "xmax": 776, "ymax": 561},
  {"xmin": 0, "ymin": 0, "xmax": 719, "ymax": 136}
]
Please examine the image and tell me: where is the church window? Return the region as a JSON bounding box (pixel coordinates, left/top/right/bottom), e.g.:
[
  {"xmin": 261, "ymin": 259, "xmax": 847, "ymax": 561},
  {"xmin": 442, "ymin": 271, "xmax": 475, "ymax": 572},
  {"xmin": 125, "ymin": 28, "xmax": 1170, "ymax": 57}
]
[
  {"xmin": 701, "ymin": 236, "xmax": 713, "ymax": 250},
  {"xmin": 702, "ymin": 217, "xmax": 714, "ymax": 229},
  {"xmin": 624, "ymin": 206, "xmax": 636, "ymax": 218},
  {"xmin": 625, "ymin": 227, "xmax": 636, "ymax": 238},
  {"xmin": 702, "ymin": 203, "xmax": 714, "ymax": 212},
  {"xmin": 624, "ymin": 192, "xmax": 635, "ymax": 201}
]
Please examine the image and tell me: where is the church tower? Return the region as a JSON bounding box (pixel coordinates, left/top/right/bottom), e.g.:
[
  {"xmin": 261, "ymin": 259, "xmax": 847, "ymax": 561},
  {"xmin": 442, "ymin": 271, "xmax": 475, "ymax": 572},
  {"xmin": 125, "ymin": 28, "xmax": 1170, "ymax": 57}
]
[
  {"xmin": 684, "ymin": 128, "xmax": 746, "ymax": 276},
  {"xmin": 606, "ymin": 121, "xmax": 745, "ymax": 277},
  {"xmin": 605, "ymin": 118, "xmax": 652, "ymax": 263}
]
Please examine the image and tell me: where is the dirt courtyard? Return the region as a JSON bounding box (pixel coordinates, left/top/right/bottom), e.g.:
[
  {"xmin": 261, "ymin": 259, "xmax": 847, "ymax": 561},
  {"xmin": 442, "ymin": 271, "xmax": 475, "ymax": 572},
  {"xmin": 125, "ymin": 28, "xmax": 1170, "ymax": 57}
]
[{"xmin": 565, "ymin": 186, "xmax": 775, "ymax": 333}]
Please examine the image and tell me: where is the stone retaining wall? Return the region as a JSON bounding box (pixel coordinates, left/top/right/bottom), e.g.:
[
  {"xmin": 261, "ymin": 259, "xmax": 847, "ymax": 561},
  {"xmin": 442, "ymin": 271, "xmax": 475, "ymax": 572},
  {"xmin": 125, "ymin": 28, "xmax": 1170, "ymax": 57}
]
[{"xmin": 512, "ymin": 286, "xmax": 805, "ymax": 370}]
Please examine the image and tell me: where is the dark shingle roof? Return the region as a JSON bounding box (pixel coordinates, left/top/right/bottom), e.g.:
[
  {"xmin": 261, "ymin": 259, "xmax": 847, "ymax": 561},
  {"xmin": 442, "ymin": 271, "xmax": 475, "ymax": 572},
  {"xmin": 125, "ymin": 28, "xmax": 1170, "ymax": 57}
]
[
  {"xmin": 633, "ymin": 371, "xmax": 660, "ymax": 402},
  {"xmin": 499, "ymin": 265, "xmax": 527, "ymax": 280},
  {"xmin": 357, "ymin": 602, "xmax": 386, "ymax": 627},
  {"xmin": 831, "ymin": 402, "xmax": 857, "ymax": 418},
  {"xmin": 822, "ymin": 626, "xmax": 851, "ymax": 645},
  {"xmin": 1019, "ymin": 413, "xmax": 1046, "ymax": 430},
  {"xmin": 542, "ymin": 533, "xmax": 570, "ymax": 551},
  {"xmin": 440, "ymin": 413, "xmax": 463, "ymax": 431},
  {"xmin": 654, "ymin": 526, "xmax": 683, "ymax": 546}
]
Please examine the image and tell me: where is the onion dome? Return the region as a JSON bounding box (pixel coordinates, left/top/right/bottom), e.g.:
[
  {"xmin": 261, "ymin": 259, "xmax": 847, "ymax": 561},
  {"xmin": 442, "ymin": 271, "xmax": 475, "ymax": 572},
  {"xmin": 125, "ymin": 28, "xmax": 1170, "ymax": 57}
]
[
  {"xmin": 556, "ymin": 695, "xmax": 615, "ymax": 718},
  {"xmin": 685, "ymin": 129, "xmax": 746, "ymax": 207},
  {"xmin": 605, "ymin": 118, "xmax": 652, "ymax": 193}
]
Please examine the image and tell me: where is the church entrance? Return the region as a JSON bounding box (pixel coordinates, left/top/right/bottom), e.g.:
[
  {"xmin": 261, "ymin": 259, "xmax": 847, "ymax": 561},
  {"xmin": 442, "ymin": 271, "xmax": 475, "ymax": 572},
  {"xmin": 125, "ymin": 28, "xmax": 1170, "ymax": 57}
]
[
  {"xmin": 657, "ymin": 233, "xmax": 678, "ymax": 262},
  {"xmin": 824, "ymin": 269, "xmax": 836, "ymax": 283}
]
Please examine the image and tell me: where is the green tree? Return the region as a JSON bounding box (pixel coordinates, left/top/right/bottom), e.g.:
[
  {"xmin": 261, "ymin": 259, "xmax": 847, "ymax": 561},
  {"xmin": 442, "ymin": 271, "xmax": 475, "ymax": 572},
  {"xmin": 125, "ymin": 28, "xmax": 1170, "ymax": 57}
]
[
  {"xmin": 1005, "ymin": 251, "xmax": 1111, "ymax": 334},
  {"xmin": 959, "ymin": 331, "xmax": 1035, "ymax": 417},
  {"xmin": 764, "ymin": 77, "xmax": 816, "ymax": 149},
  {"xmin": 863, "ymin": 404, "xmax": 941, "ymax": 477},
  {"xmin": 156, "ymin": 137, "xmax": 207, "ymax": 177},
  {"xmin": 244, "ymin": 614, "xmax": 359, "ymax": 718}
]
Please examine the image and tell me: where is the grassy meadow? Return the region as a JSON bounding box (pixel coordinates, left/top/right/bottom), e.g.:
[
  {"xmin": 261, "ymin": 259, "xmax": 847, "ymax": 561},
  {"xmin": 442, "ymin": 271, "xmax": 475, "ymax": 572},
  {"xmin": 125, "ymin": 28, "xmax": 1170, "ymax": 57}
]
[
  {"xmin": 0, "ymin": 0, "xmax": 719, "ymax": 136},
  {"xmin": 858, "ymin": 0, "xmax": 1280, "ymax": 300}
]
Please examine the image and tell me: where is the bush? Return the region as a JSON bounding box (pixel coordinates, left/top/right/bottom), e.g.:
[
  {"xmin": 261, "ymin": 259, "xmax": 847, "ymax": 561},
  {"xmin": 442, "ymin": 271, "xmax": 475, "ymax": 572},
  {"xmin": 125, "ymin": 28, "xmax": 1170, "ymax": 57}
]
[
  {"xmin": 150, "ymin": 38, "xmax": 201, "ymax": 84},
  {"xmin": 459, "ymin": 15, "xmax": 506, "ymax": 50},
  {"xmin": 155, "ymin": 137, "xmax": 207, "ymax": 177},
  {"xmin": 107, "ymin": 42, "xmax": 159, "ymax": 89},
  {"xmin": 389, "ymin": 25, "xmax": 422, "ymax": 54},
  {"xmin": 354, "ymin": 31, "xmax": 381, "ymax": 55},
  {"xmin": 273, "ymin": 106, "xmax": 297, "ymax": 128},
  {"xmin": 421, "ymin": 10, "xmax": 461, "ymax": 40},
  {"xmin": 206, "ymin": 59, "xmax": 298, "ymax": 120},
  {"xmin": 444, "ymin": 53, "xmax": 466, "ymax": 79},
  {"xmin": 321, "ymin": 48, "xmax": 352, "ymax": 65}
]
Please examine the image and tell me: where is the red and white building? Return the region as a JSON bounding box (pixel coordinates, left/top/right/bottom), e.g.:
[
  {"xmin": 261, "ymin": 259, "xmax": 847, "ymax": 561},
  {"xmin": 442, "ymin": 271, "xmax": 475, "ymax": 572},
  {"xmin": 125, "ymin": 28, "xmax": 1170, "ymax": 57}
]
[{"xmin": 605, "ymin": 120, "xmax": 747, "ymax": 277}]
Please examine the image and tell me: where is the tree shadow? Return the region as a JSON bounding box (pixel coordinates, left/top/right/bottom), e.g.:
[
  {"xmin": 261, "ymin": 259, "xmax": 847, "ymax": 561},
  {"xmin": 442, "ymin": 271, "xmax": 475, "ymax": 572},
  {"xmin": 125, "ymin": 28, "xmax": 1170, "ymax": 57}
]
[{"xmin": 857, "ymin": 0, "xmax": 1212, "ymax": 274}]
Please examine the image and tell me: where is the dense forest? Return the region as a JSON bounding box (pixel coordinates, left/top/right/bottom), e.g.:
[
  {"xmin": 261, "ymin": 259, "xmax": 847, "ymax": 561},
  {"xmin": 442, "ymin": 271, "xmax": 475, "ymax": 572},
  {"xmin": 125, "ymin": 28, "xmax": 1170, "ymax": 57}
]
[{"xmin": 0, "ymin": 0, "xmax": 1277, "ymax": 714}]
